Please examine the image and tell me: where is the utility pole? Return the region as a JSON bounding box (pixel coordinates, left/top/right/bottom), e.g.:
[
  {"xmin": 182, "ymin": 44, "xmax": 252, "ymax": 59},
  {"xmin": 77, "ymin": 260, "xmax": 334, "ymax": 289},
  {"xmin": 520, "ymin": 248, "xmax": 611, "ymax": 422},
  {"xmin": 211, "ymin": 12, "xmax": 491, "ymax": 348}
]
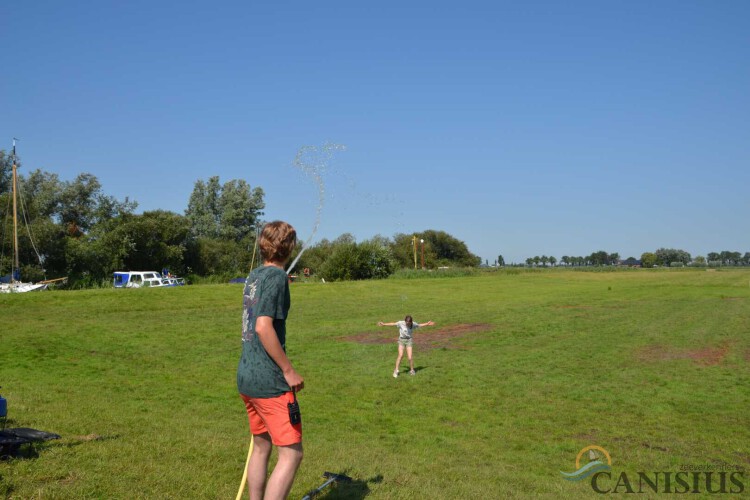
[
  {"xmin": 412, "ymin": 235, "xmax": 417, "ymax": 269},
  {"xmin": 420, "ymin": 239, "xmax": 424, "ymax": 269}
]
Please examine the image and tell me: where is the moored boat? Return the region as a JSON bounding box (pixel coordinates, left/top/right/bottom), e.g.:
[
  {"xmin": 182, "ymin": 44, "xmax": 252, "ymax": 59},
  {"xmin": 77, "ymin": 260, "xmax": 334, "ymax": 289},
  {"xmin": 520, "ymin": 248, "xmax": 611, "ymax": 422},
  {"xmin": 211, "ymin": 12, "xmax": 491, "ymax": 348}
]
[{"xmin": 1, "ymin": 140, "xmax": 51, "ymax": 294}]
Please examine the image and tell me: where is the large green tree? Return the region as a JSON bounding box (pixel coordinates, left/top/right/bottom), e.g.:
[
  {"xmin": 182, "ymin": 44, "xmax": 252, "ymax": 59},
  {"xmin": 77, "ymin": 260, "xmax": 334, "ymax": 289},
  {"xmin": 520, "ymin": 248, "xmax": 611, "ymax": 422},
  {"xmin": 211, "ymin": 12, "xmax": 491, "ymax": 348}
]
[
  {"xmin": 655, "ymin": 248, "xmax": 691, "ymax": 266},
  {"xmin": 108, "ymin": 210, "xmax": 190, "ymax": 273},
  {"xmin": 588, "ymin": 250, "xmax": 609, "ymax": 266},
  {"xmin": 719, "ymin": 250, "xmax": 742, "ymax": 266},
  {"xmin": 218, "ymin": 179, "xmax": 264, "ymax": 242},
  {"xmin": 419, "ymin": 229, "xmax": 480, "ymax": 267},
  {"xmin": 186, "ymin": 176, "xmax": 221, "ymax": 238},
  {"xmin": 186, "ymin": 176, "xmax": 264, "ymax": 242},
  {"xmin": 641, "ymin": 252, "xmax": 657, "ymax": 268}
]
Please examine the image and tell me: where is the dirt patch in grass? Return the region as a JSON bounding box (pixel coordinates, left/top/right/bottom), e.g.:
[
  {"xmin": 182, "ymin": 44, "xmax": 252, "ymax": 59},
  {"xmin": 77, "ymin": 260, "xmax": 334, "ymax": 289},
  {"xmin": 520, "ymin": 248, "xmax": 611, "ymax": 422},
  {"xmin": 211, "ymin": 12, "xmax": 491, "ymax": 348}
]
[
  {"xmin": 641, "ymin": 442, "xmax": 669, "ymax": 452},
  {"xmin": 343, "ymin": 323, "xmax": 494, "ymax": 350},
  {"xmin": 636, "ymin": 342, "xmax": 731, "ymax": 366},
  {"xmin": 571, "ymin": 430, "xmax": 599, "ymax": 442}
]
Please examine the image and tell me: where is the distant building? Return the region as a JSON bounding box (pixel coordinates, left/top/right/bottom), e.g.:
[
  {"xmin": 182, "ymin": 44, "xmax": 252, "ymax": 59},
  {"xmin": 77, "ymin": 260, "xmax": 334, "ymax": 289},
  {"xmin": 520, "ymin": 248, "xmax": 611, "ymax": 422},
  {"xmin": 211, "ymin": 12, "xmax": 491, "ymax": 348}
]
[{"xmin": 618, "ymin": 258, "xmax": 641, "ymax": 268}]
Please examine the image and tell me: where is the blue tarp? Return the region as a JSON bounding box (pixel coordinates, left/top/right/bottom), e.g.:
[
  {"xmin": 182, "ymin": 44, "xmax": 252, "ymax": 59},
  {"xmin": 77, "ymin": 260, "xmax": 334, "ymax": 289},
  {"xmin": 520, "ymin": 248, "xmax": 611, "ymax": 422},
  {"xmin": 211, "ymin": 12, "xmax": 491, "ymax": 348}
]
[{"xmin": 0, "ymin": 271, "xmax": 22, "ymax": 283}]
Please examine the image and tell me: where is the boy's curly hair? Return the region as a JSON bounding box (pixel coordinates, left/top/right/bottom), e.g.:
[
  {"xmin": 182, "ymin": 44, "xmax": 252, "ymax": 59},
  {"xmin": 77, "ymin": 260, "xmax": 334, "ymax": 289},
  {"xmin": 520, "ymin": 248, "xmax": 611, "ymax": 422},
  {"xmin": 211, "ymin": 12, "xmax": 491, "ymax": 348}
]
[{"xmin": 259, "ymin": 221, "xmax": 297, "ymax": 264}]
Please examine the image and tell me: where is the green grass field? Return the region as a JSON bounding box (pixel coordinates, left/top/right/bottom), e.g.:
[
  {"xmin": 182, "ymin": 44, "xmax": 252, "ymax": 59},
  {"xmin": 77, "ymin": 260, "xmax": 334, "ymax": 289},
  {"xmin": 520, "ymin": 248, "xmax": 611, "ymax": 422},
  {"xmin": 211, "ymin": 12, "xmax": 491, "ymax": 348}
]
[{"xmin": 1, "ymin": 269, "xmax": 748, "ymax": 498}]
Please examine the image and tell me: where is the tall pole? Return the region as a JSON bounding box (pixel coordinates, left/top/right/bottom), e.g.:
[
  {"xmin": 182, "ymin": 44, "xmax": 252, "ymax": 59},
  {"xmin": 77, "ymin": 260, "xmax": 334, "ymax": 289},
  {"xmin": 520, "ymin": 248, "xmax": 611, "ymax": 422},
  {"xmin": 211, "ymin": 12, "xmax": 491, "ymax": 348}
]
[
  {"xmin": 412, "ymin": 235, "xmax": 417, "ymax": 269},
  {"xmin": 249, "ymin": 226, "xmax": 260, "ymax": 271},
  {"xmin": 420, "ymin": 239, "xmax": 424, "ymax": 269},
  {"xmin": 11, "ymin": 139, "xmax": 19, "ymax": 282}
]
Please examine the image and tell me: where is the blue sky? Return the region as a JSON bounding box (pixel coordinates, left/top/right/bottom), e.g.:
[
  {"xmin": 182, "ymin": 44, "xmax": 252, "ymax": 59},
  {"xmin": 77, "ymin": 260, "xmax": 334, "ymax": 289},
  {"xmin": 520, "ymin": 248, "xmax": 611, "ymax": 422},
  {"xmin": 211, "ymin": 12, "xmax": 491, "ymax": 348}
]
[{"xmin": 2, "ymin": 1, "xmax": 748, "ymax": 264}]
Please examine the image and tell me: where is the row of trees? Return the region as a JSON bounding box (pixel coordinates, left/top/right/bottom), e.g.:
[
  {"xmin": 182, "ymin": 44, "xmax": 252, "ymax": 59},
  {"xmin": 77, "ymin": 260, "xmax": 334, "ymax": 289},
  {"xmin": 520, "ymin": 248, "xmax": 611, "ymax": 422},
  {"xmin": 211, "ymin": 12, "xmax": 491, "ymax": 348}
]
[
  {"xmin": 642, "ymin": 249, "xmax": 750, "ymax": 268},
  {"xmin": 522, "ymin": 248, "xmax": 750, "ymax": 268},
  {"xmin": 1, "ymin": 152, "xmax": 481, "ymax": 286},
  {"xmin": 524, "ymin": 251, "xmax": 621, "ymax": 267},
  {"xmin": 705, "ymin": 251, "xmax": 750, "ymax": 266}
]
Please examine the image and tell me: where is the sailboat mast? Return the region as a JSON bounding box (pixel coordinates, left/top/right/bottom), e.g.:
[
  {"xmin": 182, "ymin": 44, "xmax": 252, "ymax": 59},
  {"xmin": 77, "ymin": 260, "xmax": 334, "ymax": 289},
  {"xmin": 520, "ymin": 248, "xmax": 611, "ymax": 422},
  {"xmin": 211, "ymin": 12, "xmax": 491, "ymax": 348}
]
[{"xmin": 11, "ymin": 139, "xmax": 19, "ymax": 280}]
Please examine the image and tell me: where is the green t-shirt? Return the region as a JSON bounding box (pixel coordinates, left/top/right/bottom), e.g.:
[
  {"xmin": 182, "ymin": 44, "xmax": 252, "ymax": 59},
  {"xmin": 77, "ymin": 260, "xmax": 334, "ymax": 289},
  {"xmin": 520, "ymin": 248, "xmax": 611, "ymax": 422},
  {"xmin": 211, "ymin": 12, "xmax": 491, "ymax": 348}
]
[{"xmin": 237, "ymin": 265, "xmax": 291, "ymax": 398}]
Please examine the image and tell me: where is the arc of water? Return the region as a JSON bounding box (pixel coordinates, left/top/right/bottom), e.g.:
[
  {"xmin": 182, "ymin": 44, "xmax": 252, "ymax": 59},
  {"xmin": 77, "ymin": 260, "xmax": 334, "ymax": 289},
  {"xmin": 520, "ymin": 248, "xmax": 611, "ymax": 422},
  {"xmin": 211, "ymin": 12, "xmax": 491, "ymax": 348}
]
[{"xmin": 286, "ymin": 143, "xmax": 345, "ymax": 275}]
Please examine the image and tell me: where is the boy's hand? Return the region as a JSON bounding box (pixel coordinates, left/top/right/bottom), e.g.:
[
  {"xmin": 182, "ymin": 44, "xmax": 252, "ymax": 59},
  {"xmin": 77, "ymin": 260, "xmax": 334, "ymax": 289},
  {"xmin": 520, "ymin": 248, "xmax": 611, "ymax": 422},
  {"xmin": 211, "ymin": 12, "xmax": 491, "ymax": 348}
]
[
  {"xmin": 425, "ymin": 321, "xmax": 435, "ymax": 326},
  {"xmin": 377, "ymin": 321, "xmax": 384, "ymax": 326},
  {"xmin": 283, "ymin": 368, "xmax": 305, "ymax": 392}
]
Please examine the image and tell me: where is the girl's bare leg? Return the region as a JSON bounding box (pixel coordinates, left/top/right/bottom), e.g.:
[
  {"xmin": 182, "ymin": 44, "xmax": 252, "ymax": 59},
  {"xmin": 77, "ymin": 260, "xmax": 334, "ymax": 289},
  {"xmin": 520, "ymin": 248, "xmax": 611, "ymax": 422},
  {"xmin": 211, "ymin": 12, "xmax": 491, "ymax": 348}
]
[{"xmin": 395, "ymin": 344, "xmax": 405, "ymax": 372}]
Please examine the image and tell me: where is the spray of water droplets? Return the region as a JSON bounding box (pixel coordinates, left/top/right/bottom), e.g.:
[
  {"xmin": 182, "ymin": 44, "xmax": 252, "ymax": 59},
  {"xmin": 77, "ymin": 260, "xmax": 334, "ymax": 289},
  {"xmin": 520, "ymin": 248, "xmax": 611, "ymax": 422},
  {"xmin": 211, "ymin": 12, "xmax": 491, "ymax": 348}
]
[
  {"xmin": 321, "ymin": 166, "xmax": 405, "ymax": 231},
  {"xmin": 286, "ymin": 142, "xmax": 346, "ymax": 275}
]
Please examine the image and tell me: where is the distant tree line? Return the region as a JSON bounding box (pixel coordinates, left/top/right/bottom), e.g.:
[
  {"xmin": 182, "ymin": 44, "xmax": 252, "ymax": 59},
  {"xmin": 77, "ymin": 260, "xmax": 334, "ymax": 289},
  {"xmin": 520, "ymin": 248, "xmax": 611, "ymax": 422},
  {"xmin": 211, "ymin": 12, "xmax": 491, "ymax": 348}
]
[
  {"xmin": 524, "ymin": 251, "xmax": 620, "ymax": 267},
  {"xmin": 518, "ymin": 248, "xmax": 750, "ymax": 268},
  {"xmin": 1, "ymin": 153, "xmax": 481, "ymax": 287},
  {"xmin": 704, "ymin": 251, "xmax": 750, "ymax": 267}
]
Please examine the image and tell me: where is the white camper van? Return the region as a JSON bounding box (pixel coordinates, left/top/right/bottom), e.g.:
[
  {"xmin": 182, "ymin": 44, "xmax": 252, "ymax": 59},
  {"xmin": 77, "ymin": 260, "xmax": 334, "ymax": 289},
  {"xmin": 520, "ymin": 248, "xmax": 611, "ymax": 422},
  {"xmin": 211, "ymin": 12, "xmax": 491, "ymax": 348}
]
[{"xmin": 113, "ymin": 271, "xmax": 167, "ymax": 288}]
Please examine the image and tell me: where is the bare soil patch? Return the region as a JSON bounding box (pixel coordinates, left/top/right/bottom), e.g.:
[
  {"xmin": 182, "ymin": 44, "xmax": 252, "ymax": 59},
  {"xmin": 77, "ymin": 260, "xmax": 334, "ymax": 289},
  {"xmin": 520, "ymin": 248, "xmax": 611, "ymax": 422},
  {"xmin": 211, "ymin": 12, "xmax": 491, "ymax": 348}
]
[
  {"xmin": 641, "ymin": 442, "xmax": 669, "ymax": 452},
  {"xmin": 636, "ymin": 342, "xmax": 731, "ymax": 366},
  {"xmin": 342, "ymin": 323, "xmax": 494, "ymax": 350},
  {"xmin": 571, "ymin": 431, "xmax": 599, "ymax": 442}
]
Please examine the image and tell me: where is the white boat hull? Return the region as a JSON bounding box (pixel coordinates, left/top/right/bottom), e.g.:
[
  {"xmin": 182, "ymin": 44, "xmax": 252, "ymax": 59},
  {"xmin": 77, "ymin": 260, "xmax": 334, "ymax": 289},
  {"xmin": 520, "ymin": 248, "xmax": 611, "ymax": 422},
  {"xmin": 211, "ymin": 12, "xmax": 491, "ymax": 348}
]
[{"xmin": 0, "ymin": 282, "xmax": 49, "ymax": 293}]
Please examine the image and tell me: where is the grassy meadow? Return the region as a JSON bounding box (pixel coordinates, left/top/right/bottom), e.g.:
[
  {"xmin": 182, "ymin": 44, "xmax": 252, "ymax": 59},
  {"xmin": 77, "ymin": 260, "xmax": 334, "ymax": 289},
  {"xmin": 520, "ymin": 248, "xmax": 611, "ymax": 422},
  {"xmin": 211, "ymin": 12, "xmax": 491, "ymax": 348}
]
[{"xmin": 1, "ymin": 269, "xmax": 748, "ymax": 498}]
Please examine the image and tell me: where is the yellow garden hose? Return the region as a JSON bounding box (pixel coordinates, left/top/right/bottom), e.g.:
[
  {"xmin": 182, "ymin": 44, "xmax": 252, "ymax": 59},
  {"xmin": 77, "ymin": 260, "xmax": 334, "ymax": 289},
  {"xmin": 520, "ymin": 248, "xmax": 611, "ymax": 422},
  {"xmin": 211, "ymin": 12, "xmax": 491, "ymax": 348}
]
[{"xmin": 235, "ymin": 436, "xmax": 254, "ymax": 500}]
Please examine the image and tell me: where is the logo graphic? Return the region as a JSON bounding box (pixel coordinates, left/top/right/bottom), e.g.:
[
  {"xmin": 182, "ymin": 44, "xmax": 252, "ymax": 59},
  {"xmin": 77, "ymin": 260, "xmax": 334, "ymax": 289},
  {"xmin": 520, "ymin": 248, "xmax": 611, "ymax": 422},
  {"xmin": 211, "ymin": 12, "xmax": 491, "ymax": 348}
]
[
  {"xmin": 560, "ymin": 445, "xmax": 612, "ymax": 482},
  {"xmin": 241, "ymin": 279, "xmax": 259, "ymax": 341}
]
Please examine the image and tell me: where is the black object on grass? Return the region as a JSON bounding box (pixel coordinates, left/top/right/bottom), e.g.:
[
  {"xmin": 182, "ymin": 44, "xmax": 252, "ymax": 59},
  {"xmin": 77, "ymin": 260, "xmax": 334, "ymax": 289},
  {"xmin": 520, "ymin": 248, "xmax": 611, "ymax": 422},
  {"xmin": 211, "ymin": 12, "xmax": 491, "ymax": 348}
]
[{"xmin": 301, "ymin": 471, "xmax": 353, "ymax": 499}]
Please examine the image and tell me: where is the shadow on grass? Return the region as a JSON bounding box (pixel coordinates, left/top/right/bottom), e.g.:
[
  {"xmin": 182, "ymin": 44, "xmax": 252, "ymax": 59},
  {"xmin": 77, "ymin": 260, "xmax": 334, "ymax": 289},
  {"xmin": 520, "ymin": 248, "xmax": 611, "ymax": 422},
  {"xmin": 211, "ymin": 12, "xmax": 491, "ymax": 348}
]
[
  {"xmin": 0, "ymin": 444, "xmax": 39, "ymax": 460},
  {"xmin": 394, "ymin": 366, "xmax": 428, "ymax": 378},
  {"xmin": 313, "ymin": 473, "xmax": 383, "ymax": 499},
  {"xmin": 16, "ymin": 433, "xmax": 122, "ymax": 458},
  {"xmin": 0, "ymin": 424, "xmax": 64, "ymax": 461}
]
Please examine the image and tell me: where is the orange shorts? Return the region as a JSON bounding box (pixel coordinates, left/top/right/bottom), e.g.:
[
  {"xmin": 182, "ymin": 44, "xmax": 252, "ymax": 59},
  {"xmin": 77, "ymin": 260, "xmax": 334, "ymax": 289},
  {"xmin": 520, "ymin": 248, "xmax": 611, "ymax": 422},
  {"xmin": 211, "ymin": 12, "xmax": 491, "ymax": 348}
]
[{"xmin": 240, "ymin": 392, "xmax": 302, "ymax": 446}]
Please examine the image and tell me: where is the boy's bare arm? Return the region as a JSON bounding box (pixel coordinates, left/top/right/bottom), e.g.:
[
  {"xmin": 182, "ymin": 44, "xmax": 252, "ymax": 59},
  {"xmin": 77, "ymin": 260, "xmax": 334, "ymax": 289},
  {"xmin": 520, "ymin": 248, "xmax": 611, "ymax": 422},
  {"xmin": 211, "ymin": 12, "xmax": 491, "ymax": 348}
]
[
  {"xmin": 378, "ymin": 321, "xmax": 398, "ymax": 326},
  {"xmin": 255, "ymin": 316, "xmax": 304, "ymax": 391},
  {"xmin": 421, "ymin": 321, "xmax": 435, "ymax": 327}
]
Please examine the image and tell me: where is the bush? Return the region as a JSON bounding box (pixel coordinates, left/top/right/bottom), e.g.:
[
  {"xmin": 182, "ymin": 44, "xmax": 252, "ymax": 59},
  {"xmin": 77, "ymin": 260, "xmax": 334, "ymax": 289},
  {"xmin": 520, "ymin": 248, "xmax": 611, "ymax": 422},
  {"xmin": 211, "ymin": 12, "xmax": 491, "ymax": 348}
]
[{"xmin": 319, "ymin": 242, "xmax": 395, "ymax": 281}]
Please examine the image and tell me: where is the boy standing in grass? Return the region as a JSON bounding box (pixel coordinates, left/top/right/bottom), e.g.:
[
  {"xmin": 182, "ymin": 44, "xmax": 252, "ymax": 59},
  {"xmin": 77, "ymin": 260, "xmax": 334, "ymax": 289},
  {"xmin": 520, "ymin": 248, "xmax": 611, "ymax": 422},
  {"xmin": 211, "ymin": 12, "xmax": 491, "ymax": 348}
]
[
  {"xmin": 237, "ymin": 221, "xmax": 304, "ymax": 500},
  {"xmin": 377, "ymin": 316, "xmax": 435, "ymax": 377}
]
